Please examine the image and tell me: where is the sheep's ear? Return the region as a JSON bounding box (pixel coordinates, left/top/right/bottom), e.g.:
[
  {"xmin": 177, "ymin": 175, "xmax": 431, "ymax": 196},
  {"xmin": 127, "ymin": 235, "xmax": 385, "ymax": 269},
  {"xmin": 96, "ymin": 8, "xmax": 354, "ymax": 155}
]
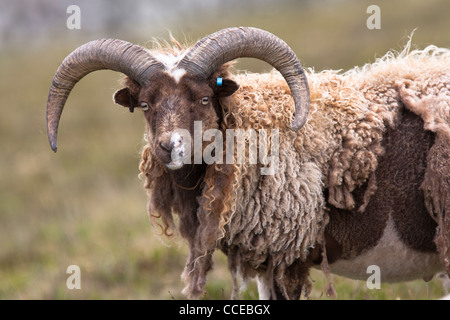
[
  {"xmin": 113, "ymin": 88, "xmax": 139, "ymax": 113},
  {"xmin": 212, "ymin": 78, "xmax": 239, "ymax": 98}
]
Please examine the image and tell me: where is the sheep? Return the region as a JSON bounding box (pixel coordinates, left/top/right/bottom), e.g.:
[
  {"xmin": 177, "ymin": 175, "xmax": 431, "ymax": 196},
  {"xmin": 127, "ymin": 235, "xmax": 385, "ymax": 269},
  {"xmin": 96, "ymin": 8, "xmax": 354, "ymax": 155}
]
[{"xmin": 46, "ymin": 27, "xmax": 450, "ymax": 300}]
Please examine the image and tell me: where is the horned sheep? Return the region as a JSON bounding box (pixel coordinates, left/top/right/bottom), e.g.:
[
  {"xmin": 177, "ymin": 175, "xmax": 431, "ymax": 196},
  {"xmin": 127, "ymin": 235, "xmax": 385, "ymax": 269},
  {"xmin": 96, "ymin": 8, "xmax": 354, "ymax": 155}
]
[{"xmin": 46, "ymin": 27, "xmax": 450, "ymax": 299}]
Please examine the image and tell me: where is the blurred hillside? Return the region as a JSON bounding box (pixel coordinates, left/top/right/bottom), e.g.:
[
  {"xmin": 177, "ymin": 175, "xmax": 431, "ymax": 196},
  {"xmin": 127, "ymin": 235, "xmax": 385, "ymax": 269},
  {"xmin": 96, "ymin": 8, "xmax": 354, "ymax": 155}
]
[
  {"xmin": 0, "ymin": 0, "xmax": 449, "ymax": 300},
  {"xmin": 2, "ymin": 0, "xmax": 449, "ymax": 69}
]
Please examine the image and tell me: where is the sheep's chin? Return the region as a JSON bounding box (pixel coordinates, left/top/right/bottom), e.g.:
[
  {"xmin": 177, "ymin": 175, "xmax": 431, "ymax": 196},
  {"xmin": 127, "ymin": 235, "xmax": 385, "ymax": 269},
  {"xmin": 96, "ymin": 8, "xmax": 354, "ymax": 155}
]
[{"xmin": 165, "ymin": 160, "xmax": 184, "ymax": 170}]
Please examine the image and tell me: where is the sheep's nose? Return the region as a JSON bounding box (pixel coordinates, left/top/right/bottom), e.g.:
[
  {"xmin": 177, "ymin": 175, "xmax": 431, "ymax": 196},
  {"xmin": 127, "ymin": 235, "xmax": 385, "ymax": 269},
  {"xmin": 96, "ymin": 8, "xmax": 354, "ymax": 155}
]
[{"xmin": 160, "ymin": 141, "xmax": 174, "ymax": 153}]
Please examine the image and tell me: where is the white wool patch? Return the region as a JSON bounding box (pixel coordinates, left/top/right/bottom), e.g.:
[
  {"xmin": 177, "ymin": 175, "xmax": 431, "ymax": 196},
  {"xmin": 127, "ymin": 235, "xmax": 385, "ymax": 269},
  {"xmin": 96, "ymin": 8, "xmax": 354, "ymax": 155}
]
[
  {"xmin": 153, "ymin": 51, "xmax": 185, "ymax": 69},
  {"xmin": 153, "ymin": 51, "xmax": 187, "ymax": 83},
  {"xmin": 165, "ymin": 131, "xmax": 185, "ymax": 170},
  {"xmin": 328, "ymin": 216, "xmax": 443, "ymax": 282},
  {"xmin": 171, "ymin": 132, "xmax": 182, "ymax": 147},
  {"xmin": 171, "ymin": 68, "xmax": 186, "ymax": 83}
]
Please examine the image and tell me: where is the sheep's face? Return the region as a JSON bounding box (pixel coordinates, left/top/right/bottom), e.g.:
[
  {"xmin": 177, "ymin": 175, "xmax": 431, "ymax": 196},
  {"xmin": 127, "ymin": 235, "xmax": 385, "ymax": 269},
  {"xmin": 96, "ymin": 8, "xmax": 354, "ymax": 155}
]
[{"xmin": 114, "ymin": 73, "xmax": 238, "ymax": 170}]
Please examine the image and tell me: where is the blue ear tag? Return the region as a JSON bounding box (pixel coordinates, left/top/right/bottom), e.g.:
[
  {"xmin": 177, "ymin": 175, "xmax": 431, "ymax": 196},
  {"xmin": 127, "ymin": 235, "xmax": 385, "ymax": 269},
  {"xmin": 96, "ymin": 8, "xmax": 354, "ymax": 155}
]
[{"xmin": 216, "ymin": 77, "xmax": 223, "ymax": 87}]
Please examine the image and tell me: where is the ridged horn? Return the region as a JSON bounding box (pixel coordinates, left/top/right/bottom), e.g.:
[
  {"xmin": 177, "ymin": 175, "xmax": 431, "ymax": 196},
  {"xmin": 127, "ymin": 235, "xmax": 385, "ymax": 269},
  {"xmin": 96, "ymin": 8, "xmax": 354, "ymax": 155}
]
[
  {"xmin": 177, "ymin": 27, "xmax": 310, "ymax": 130},
  {"xmin": 46, "ymin": 39, "xmax": 164, "ymax": 152}
]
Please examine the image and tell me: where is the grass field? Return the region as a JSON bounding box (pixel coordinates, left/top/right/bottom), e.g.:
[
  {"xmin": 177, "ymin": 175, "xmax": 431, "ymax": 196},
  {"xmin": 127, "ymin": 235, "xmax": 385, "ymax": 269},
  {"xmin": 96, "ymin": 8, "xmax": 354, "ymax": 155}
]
[{"xmin": 1, "ymin": 0, "xmax": 449, "ymax": 300}]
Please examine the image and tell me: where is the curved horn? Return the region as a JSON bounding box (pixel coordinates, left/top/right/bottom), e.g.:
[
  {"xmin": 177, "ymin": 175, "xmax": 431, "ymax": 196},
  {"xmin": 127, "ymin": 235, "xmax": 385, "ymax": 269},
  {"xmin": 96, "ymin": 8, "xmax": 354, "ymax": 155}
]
[
  {"xmin": 177, "ymin": 27, "xmax": 310, "ymax": 130},
  {"xmin": 46, "ymin": 39, "xmax": 164, "ymax": 152}
]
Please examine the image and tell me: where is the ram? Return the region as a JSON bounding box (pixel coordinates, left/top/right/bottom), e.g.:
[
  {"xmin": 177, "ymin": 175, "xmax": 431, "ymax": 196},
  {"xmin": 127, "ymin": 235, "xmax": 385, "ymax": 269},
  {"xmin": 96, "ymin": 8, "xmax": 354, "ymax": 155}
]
[{"xmin": 46, "ymin": 27, "xmax": 450, "ymax": 299}]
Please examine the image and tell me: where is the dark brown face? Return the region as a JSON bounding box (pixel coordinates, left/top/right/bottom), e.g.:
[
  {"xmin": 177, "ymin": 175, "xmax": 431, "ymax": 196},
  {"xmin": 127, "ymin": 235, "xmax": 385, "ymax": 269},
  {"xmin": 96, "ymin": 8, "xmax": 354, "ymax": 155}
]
[{"xmin": 114, "ymin": 73, "xmax": 238, "ymax": 169}]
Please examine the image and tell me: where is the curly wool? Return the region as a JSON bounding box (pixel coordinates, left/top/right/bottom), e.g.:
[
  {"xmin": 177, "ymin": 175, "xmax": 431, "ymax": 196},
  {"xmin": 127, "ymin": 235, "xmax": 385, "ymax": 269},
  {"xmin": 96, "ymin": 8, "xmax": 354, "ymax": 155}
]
[{"xmin": 139, "ymin": 43, "xmax": 450, "ymax": 298}]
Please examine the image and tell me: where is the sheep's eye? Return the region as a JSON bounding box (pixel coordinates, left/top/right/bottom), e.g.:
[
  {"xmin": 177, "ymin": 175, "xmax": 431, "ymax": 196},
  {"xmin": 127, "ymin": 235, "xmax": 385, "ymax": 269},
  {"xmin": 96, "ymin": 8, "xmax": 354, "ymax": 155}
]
[
  {"xmin": 201, "ymin": 97, "xmax": 209, "ymax": 105},
  {"xmin": 140, "ymin": 102, "xmax": 149, "ymax": 111}
]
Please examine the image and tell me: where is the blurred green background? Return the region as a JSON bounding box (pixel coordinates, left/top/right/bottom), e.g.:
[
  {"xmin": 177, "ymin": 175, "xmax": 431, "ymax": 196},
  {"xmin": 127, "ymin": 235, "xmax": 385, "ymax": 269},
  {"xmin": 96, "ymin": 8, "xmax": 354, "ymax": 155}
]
[{"xmin": 1, "ymin": 0, "xmax": 449, "ymax": 300}]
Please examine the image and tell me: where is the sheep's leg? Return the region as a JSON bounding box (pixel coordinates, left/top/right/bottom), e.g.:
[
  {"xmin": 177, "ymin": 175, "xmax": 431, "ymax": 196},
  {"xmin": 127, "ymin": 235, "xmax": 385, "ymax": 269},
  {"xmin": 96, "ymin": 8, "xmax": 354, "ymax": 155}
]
[
  {"xmin": 256, "ymin": 275, "xmax": 272, "ymax": 300},
  {"xmin": 273, "ymin": 280, "xmax": 303, "ymax": 300},
  {"xmin": 273, "ymin": 260, "xmax": 311, "ymax": 300}
]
